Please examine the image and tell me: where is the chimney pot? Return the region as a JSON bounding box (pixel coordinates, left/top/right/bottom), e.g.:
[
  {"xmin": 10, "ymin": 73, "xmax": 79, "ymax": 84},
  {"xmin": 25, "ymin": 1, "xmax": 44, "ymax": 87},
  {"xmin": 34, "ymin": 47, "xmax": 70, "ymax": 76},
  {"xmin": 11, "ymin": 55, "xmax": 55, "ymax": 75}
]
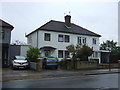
[{"xmin": 64, "ymin": 15, "xmax": 71, "ymax": 27}]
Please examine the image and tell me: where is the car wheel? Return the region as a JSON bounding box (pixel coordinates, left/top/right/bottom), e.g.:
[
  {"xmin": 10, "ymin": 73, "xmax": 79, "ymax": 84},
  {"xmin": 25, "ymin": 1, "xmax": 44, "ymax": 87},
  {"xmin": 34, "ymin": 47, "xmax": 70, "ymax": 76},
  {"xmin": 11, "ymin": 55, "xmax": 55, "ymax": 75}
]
[{"xmin": 12, "ymin": 65, "xmax": 16, "ymax": 70}]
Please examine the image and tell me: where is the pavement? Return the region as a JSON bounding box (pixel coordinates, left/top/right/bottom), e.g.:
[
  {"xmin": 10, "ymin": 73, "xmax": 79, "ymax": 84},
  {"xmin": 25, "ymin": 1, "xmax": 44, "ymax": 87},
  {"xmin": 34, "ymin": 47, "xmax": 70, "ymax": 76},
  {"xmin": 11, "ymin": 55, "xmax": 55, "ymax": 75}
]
[{"xmin": 1, "ymin": 68, "xmax": 120, "ymax": 82}]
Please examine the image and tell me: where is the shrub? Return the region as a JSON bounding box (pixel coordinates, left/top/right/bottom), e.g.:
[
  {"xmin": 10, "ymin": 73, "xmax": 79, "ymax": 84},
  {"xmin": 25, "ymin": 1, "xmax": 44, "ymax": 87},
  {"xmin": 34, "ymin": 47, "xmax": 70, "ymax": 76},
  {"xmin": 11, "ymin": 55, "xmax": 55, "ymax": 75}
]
[{"xmin": 26, "ymin": 47, "xmax": 41, "ymax": 62}]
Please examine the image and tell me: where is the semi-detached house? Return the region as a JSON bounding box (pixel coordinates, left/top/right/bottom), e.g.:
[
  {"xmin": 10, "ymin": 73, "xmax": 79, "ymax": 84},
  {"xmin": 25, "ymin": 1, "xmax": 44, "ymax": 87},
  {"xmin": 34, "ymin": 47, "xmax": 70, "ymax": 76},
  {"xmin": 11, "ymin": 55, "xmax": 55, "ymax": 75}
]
[{"xmin": 26, "ymin": 15, "xmax": 103, "ymax": 63}]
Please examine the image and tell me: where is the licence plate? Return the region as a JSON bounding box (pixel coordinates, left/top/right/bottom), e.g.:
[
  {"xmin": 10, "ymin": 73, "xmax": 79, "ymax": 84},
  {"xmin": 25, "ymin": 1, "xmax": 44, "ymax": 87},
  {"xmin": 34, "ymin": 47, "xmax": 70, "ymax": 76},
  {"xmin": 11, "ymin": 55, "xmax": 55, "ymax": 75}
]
[{"xmin": 19, "ymin": 67, "xmax": 24, "ymax": 69}]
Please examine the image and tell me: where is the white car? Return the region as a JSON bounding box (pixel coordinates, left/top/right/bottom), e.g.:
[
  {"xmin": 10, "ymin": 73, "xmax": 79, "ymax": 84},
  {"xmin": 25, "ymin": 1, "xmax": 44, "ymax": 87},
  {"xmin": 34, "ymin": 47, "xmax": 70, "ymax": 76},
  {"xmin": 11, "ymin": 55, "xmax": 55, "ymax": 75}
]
[{"xmin": 12, "ymin": 56, "xmax": 28, "ymax": 69}]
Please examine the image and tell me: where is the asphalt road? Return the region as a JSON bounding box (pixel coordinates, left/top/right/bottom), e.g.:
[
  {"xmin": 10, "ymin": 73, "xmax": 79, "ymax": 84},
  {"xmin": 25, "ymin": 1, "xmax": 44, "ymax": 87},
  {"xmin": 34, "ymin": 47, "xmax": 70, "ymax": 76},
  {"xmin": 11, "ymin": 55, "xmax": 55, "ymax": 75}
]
[{"xmin": 2, "ymin": 73, "xmax": 119, "ymax": 89}]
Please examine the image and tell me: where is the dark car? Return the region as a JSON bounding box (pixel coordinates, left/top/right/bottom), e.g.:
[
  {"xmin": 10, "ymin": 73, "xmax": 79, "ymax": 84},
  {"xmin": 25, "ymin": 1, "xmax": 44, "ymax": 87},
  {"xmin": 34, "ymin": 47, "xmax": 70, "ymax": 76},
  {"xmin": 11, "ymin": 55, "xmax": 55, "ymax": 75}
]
[{"xmin": 38, "ymin": 56, "xmax": 59, "ymax": 69}]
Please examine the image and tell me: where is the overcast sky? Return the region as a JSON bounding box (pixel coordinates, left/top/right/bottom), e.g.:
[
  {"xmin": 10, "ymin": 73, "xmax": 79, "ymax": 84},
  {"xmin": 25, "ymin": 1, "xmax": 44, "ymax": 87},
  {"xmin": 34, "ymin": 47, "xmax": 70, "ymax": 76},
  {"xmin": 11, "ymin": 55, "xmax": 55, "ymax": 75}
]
[{"xmin": 0, "ymin": 0, "xmax": 119, "ymax": 44}]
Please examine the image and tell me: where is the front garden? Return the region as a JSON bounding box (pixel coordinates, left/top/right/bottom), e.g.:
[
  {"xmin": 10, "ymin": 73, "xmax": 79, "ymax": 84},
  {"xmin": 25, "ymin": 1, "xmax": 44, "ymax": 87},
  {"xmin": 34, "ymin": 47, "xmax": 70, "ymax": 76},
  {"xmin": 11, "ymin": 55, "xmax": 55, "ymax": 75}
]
[{"xmin": 26, "ymin": 44, "xmax": 120, "ymax": 71}]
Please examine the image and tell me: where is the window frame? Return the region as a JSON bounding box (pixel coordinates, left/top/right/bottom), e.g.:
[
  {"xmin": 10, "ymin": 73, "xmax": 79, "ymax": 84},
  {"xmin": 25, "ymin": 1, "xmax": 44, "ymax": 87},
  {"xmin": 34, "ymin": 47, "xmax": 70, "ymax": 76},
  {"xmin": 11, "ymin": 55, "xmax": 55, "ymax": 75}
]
[
  {"xmin": 93, "ymin": 38, "xmax": 97, "ymax": 44},
  {"xmin": 58, "ymin": 50, "xmax": 63, "ymax": 58},
  {"xmin": 58, "ymin": 34, "xmax": 64, "ymax": 42},
  {"xmin": 65, "ymin": 51, "xmax": 69, "ymax": 58},
  {"xmin": 78, "ymin": 37, "xmax": 86, "ymax": 45},
  {"xmin": 1, "ymin": 30, "xmax": 5, "ymax": 39},
  {"xmin": 44, "ymin": 33, "xmax": 51, "ymax": 41},
  {"xmin": 65, "ymin": 35, "xmax": 70, "ymax": 43}
]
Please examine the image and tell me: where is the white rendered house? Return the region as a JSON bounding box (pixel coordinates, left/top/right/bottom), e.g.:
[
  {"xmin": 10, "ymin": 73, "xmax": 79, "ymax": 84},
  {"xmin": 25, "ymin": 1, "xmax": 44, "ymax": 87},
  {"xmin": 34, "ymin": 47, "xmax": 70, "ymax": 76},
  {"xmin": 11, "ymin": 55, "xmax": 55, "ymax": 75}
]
[{"xmin": 26, "ymin": 15, "xmax": 102, "ymax": 62}]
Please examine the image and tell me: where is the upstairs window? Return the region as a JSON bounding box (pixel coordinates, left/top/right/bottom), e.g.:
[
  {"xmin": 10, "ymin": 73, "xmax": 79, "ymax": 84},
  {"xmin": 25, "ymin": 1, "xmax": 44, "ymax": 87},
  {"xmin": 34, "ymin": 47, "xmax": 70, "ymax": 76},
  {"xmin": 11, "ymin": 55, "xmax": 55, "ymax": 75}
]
[
  {"xmin": 58, "ymin": 35, "xmax": 63, "ymax": 42},
  {"xmin": 44, "ymin": 33, "xmax": 51, "ymax": 41},
  {"xmin": 78, "ymin": 37, "xmax": 86, "ymax": 45},
  {"xmin": 83, "ymin": 37, "xmax": 86, "ymax": 44},
  {"xmin": 78, "ymin": 37, "xmax": 81, "ymax": 45},
  {"xmin": 93, "ymin": 38, "xmax": 97, "ymax": 44},
  {"xmin": 65, "ymin": 35, "xmax": 70, "ymax": 42},
  {"xmin": 1, "ymin": 30, "xmax": 5, "ymax": 39},
  {"xmin": 58, "ymin": 34, "xmax": 70, "ymax": 43}
]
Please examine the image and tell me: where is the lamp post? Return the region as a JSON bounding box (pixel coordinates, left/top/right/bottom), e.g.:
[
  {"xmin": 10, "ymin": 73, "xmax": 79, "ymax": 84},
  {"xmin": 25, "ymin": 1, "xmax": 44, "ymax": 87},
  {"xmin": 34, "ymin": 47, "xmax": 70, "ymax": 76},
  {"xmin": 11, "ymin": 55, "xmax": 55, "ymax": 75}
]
[
  {"xmin": 109, "ymin": 50, "xmax": 111, "ymax": 71},
  {"xmin": 106, "ymin": 47, "xmax": 111, "ymax": 71},
  {"xmin": 108, "ymin": 47, "xmax": 111, "ymax": 71}
]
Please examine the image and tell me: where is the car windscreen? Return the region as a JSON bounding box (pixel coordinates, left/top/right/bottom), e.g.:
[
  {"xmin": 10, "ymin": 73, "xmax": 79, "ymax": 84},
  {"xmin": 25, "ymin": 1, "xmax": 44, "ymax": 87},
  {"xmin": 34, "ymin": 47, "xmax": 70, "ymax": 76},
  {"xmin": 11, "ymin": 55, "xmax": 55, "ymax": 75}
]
[{"xmin": 15, "ymin": 56, "xmax": 26, "ymax": 60}]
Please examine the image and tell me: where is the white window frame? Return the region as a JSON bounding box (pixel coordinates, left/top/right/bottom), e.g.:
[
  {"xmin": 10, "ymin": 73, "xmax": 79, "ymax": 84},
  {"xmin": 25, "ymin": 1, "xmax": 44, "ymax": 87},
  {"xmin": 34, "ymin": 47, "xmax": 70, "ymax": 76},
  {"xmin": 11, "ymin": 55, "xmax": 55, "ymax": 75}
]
[{"xmin": 78, "ymin": 37, "xmax": 86, "ymax": 45}]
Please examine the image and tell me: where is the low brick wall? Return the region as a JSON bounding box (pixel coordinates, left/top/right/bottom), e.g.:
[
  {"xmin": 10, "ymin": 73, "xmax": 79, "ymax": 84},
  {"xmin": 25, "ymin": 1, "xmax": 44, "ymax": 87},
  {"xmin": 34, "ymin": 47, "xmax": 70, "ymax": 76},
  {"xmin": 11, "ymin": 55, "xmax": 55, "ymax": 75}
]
[
  {"xmin": 60, "ymin": 59, "xmax": 98, "ymax": 70},
  {"xmin": 98, "ymin": 63, "xmax": 119, "ymax": 69},
  {"xmin": 30, "ymin": 62, "xmax": 37, "ymax": 70},
  {"xmin": 30, "ymin": 61, "xmax": 43, "ymax": 71},
  {"xmin": 76, "ymin": 61, "xmax": 98, "ymax": 69}
]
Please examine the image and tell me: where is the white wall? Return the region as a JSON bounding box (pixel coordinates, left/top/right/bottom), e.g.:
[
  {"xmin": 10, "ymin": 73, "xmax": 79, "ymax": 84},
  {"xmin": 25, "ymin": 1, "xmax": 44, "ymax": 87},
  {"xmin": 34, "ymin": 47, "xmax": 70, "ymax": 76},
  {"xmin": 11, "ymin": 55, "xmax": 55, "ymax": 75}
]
[
  {"xmin": 37, "ymin": 30, "xmax": 100, "ymax": 51},
  {"xmin": 20, "ymin": 45, "xmax": 30, "ymax": 57},
  {"xmin": 27, "ymin": 30, "xmax": 100, "ymax": 60},
  {"xmin": 27, "ymin": 32, "xmax": 37, "ymax": 47}
]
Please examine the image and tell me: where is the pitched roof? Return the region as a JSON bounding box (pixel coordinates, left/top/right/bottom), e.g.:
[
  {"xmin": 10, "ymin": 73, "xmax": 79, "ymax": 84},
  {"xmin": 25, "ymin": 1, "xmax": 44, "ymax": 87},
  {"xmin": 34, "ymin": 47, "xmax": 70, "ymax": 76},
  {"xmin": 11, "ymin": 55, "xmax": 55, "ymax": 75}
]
[
  {"xmin": 0, "ymin": 19, "xmax": 14, "ymax": 30},
  {"xmin": 26, "ymin": 20, "xmax": 101, "ymax": 37}
]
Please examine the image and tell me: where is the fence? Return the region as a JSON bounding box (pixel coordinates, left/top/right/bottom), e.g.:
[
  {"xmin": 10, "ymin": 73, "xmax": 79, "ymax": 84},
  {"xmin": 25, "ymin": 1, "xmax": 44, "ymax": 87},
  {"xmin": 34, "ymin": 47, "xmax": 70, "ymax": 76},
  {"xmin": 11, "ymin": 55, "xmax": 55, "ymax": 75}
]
[{"xmin": 110, "ymin": 55, "xmax": 120, "ymax": 63}]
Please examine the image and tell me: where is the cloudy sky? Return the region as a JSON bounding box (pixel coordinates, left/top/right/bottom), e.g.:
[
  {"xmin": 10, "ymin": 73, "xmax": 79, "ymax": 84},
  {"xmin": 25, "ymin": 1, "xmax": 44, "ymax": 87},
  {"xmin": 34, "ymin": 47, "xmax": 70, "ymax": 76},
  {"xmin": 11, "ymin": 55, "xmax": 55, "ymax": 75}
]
[{"xmin": 0, "ymin": 0, "xmax": 119, "ymax": 44}]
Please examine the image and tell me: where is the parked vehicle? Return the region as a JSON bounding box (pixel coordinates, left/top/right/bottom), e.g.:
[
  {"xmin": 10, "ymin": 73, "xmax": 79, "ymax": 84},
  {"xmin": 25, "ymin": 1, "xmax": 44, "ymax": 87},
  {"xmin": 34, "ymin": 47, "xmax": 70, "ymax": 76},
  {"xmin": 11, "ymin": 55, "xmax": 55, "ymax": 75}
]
[
  {"xmin": 12, "ymin": 56, "xmax": 28, "ymax": 69},
  {"xmin": 38, "ymin": 56, "xmax": 59, "ymax": 69}
]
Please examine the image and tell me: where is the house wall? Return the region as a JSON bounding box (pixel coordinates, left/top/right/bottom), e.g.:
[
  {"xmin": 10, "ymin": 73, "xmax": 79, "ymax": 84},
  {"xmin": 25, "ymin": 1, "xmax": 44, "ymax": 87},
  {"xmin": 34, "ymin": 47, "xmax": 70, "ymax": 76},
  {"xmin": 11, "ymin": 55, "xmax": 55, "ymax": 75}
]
[
  {"xmin": 27, "ymin": 30, "xmax": 100, "ymax": 60},
  {"xmin": 0, "ymin": 27, "xmax": 12, "ymax": 67},
  {"xmin": 37, "ymin": 30, "xmax": 100, "ymax": 50},
  {"xmin": 27, "ymin": 32, "xmax": 37, "ymax": 47},
  {"xmin": 0, "ymin": 27, "xmax": 12, "ymax": 44},
  {"xmin": 20, "ymin": 45, "xmax": 30, "ymax": 57}
]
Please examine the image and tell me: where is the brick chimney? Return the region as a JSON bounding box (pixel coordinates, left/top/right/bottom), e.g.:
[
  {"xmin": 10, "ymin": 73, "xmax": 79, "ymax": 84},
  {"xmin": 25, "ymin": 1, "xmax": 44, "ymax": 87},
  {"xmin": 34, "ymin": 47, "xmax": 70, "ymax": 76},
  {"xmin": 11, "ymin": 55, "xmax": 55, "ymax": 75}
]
[{"xmin": 64, "ymin": 15, "xmax": 71, "ymax": 27}]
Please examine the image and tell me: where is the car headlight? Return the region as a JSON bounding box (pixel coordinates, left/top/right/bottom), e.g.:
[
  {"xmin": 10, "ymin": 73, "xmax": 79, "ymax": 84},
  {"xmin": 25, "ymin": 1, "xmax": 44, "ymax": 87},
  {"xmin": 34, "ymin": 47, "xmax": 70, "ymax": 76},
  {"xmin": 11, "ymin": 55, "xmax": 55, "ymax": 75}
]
[
  {"xmin": 13, "ymin": 61, "xmax": 17, "ymax": 64},
  {"xmin": 25, "ymin": 62, "xmax": 28, "ymax": 64}
]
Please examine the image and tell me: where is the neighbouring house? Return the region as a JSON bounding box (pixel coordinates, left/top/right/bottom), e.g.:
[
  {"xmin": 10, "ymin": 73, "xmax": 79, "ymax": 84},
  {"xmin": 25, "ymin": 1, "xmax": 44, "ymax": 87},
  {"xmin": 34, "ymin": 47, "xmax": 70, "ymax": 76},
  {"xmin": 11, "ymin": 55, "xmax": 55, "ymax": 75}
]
[
  {"xmin": 26, "ymin": 15, "xmax": 106, "ymax": 63},
  {"xmin": 0, "ymin": 19, "xmax": 14, "ymax": 67}
]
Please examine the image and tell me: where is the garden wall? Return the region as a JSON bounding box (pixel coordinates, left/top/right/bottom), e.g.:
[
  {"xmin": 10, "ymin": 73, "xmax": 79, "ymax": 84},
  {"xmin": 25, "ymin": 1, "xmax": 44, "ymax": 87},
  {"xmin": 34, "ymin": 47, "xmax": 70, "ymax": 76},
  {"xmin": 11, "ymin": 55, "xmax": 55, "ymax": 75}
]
[{"xmin": 60, "ymin": 59, "xmax": 98, "ymax": 70}]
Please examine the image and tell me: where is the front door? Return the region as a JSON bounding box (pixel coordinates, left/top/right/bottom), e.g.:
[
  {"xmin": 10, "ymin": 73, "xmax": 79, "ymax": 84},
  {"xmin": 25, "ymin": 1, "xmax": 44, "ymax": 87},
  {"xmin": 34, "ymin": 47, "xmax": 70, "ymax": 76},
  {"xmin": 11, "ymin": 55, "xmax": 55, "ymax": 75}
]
[{"xmin": 44, "ymin": 50, "xmax": 51, "ymax": 57}]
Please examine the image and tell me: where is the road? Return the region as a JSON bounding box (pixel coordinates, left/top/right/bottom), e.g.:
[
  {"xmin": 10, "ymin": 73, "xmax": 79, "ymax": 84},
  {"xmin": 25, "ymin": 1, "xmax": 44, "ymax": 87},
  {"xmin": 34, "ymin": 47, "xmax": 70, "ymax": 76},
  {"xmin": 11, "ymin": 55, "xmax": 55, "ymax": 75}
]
[{"xmin": 2, "ymin": 73, "xmax": 119, "ymax": 89}]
